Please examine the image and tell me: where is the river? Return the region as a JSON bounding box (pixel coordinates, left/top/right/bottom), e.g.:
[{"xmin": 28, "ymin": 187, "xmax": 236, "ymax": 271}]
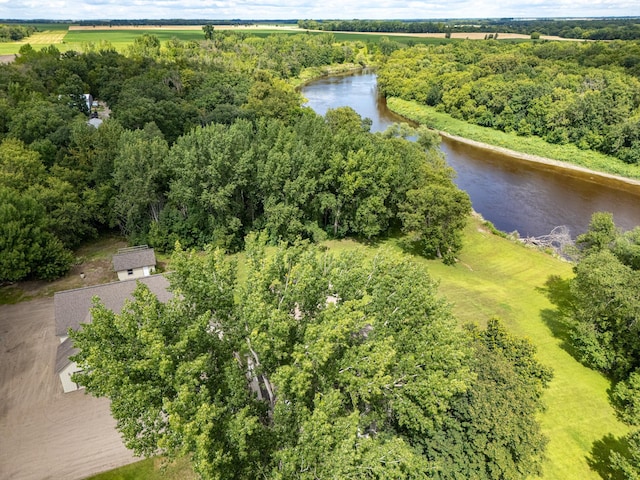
[{"xmin": 301, "ymin": 70, "xmax": 640, "ymax": 238}]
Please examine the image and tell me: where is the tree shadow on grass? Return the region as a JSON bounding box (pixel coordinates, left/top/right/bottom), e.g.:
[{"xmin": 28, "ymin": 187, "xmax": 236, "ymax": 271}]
[
  {"xmin": 588, "ymin": 433, "xmax": 630, "ymax": 480},
  {"xmin": 537, "ymin": 274, "xmax": 583, "ymax": 361}
]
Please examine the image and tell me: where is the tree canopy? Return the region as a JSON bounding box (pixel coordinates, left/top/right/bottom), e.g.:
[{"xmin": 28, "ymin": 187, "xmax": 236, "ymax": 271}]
[
  {"xmin": 378, "ymin": 41, "xmax": 640, "ymax": 163},
  {"xmin": 70, "ymin": 240, "xmax": 551, "ymax": 479}
]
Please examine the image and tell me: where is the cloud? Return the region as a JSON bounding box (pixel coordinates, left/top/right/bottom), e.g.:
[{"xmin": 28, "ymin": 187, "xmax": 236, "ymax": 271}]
[{"xmin": 0, "ymin": 0, "xmax": 637, "ymax": 19}]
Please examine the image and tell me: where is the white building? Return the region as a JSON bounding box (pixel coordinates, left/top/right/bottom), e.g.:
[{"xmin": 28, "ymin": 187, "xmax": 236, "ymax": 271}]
[{"xmin": 112, "ymin": 245, "xmax": 156, "ymax": 281}]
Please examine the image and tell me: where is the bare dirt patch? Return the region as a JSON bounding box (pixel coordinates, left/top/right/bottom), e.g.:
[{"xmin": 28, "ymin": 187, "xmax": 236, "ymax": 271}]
[
  {"xmin": 0, "ymin": 298, "xmax": 136, "ymax": 479},
  {"xmin": 1, "ymin": 235, "xmax": 126, "ymax": 304}
]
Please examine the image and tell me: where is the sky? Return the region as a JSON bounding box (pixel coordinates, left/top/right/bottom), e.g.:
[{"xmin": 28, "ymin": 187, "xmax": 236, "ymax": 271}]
[{"xmin": 0, "ymin": 0, "xmax": 637, "ymax": 21}]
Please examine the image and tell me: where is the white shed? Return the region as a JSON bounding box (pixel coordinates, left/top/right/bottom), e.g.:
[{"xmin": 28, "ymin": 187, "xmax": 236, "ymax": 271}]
[{"xmin": 112, "ymin": 246, "xmax": 156, "ymax": 281}]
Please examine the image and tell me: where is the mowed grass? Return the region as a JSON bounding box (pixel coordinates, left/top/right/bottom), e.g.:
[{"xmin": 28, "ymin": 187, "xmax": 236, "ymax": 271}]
[
  {"xmin": 419, "ymin": 219, "xmax": 629, "ymax": 479},
  {"xmin": 86, "ymin": 456, "xmax": 197, "ymax": 480}
]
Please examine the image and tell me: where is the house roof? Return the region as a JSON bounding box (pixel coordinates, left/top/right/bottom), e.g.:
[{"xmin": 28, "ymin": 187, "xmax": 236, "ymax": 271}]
[
  {"xmin": 55, "ymin": 337, "xmax": 79, "ymax": 373},
  {"xmin": 54, "ymin": 274, "xmax": 171, "ymax": 337},
  {"xmin": 112, "ymin": 246, "xmax": 156, "ymax": 272},
  {"xmin": 54, "ymin": 274, "xmax": 172, "ymax": 375}
]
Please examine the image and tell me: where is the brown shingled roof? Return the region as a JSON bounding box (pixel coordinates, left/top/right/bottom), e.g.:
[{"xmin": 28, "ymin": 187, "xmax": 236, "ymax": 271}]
[
  {"xmin": 54, "ymin": 274, "xmax": 171, "ymax": 337},
  {"xmin": 54, "ymin": 274, "xmax": 172, "ymax": 374},
  {"xmin": 111, "ymin": 246, "xmax": 156, "ymax": 272}
]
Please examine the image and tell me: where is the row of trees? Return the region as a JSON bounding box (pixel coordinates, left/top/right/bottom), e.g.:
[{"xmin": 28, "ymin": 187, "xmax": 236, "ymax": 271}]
[
  {"xmin": 0, "ymin": 23, "xmax": 35, "ymax": 42},
  {"xmin": 298, "ymin": 18, "xmax": 640, "ymax": 41},
  {"xmin": 547, "ymin": 213, "xmax": 640, "ymax": 477},
  {"xmin": 378, "ymin": 40, "xmax": 640, "ymax": 163},
  {"xmin": 71, "ymin": 239, "xmax": 552, "ymax": 479}
]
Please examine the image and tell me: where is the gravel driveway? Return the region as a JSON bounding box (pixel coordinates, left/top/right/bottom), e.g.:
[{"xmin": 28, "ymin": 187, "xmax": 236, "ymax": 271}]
[{"xmin": 0, "ymin": 298, "xmax": 135, "ymax": 480}]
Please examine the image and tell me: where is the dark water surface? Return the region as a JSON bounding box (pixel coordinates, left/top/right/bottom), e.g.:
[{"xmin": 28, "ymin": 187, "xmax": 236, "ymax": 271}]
[{"xmin": 302, "ymin": 70, "xmax": 640, "ymax": 238}]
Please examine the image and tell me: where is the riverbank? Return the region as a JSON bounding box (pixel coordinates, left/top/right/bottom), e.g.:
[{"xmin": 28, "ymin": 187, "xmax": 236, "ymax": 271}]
[
  {"xmin": 439, "ymin": 130, "xmax": 640, "ymax": 189},
  {"xmin": 387, "ymin": 97, "xmax": 640, "ymax": 189},
  {"xmin": 293, "ymin": 63, "xmax": 370, "ymax": 89}
]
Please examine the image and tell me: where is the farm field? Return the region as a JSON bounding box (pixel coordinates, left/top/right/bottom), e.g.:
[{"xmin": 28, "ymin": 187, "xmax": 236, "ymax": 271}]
[{"xmin": 0, "ymin": 23, "xmax": 561, "ymax": 56}]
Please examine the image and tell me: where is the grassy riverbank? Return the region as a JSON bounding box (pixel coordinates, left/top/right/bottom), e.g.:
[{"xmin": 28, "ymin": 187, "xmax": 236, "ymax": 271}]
[{"xmin": 388, "ymin": 97, "xmax": 640, "ymax": 182}]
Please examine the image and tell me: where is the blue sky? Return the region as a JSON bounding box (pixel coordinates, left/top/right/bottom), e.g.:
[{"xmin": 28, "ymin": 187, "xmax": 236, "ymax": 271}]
[{"xmin": 0, "ymin": 0, "xmax": 637, "ymax": 20}]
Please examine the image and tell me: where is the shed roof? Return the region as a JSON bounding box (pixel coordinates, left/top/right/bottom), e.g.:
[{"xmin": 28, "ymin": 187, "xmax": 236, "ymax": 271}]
[
  {"xmin": 112, "ymin": 246, "xmax": 156, "ymax": 272},
  {"xmin": 54, "ymin": 274, "xmax": 171, "ymax": 337}
]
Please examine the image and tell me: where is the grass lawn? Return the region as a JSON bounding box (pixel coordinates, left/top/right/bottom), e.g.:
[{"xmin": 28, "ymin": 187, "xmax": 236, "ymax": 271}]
[
  {"xmin": 86, "ymin": 457, "xmax": 197, "ymax": 480},
  {"xmin": 418, "ymin": 219, "xmax": 629, "ymax": 479}
]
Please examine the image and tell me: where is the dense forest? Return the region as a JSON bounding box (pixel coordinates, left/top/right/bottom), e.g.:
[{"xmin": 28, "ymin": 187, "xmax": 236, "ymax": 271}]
[
  {"xmin": 298, "ymin": 18, "xmax": 640, "ymax": 40},
  {"xmin": 0, "ymin": 31, "xmax": 469, "ymax": 283},
  {"xmin": 378, "ymin": 40, "xmax": 640, "ymax": 163}
]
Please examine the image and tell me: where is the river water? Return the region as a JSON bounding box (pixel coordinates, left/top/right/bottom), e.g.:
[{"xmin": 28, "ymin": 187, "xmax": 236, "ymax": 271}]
[{"xmin": 302, "ymin": 70, "xmax": 640, "ymax": 238}]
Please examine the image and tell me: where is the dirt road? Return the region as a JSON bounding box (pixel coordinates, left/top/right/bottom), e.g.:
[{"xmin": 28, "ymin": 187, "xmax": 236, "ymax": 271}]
[{"xmin": 0, "ymin": 298, "xmax": 135, "ymax": 480}]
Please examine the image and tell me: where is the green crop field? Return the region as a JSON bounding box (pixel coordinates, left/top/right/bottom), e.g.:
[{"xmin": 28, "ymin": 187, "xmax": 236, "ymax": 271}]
[
  {"xmin": 63, "ymin": 28, "xmax": 206, "ymax": 50},
  {"xmin": 0, "ymin": 25, "xmax": 458, "ymax": 56}
]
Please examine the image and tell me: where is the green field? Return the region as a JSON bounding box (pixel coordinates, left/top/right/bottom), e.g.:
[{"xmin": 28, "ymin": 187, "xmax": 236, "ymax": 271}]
[
  {"xmin": 86, "ymin": 218, "xmax": 629, "ymax": 479},
  {"xmin": 0, "ymin": 25, "xmax": 457, "ymax": 55}
]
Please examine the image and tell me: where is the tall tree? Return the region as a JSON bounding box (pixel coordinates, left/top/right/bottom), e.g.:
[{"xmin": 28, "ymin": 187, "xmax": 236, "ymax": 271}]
[
  {"xmin": 112, "ymin": 123, "xmax": 169, "ymax": 243},
  {"xmin": 71, "ymin": 241, "xmax": 550, "ymax": 479}
]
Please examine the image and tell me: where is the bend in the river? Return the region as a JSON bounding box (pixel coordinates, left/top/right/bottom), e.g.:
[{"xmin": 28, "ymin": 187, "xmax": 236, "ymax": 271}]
[{"xmin": 302, "ymin": 70, "xmax": 640, "ymax": 238}]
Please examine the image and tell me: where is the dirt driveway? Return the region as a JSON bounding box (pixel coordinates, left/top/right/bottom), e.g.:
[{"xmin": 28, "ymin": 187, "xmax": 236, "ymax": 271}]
[{"xmin": 0, "ymin": 298, "xmax": 135, "ymax": 480}]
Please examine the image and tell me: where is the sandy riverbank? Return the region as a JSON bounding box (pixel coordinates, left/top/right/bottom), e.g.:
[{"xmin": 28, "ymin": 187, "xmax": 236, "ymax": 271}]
[{"xmin": 437, "ymin": 131, "xmax": 640, "ymax": 190}]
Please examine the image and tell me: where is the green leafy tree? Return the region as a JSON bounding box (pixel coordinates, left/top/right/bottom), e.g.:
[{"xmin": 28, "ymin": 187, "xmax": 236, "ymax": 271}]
[
  {"xmin": 570, "ymin": 249, "xmax": 640, "ymax": 377},
  {"xmin": 112, "ymin": 124, "xmax": 169, "ymax": 243},
  {"xmin": 575, "ymin": 211, "xmax": 618, "ymax": 255},
  {"xmin": 399, "ymin": 184, "xmax": 472, "ymax": 264},
  {"xmin": 610, "ymin": 430, "xmax": 640, "ymax": 479},
  {"xmin": 202, "ymin": 24, "xmax": 215, "ymax": 41},
  {"xmin": 0, "ymin": 186, "xmax": 72, "ymax": 281},
  {"xmin": 422, "ymin": 319, "xmax": 551, "ymax": 479},
  {"xmin": 71, "ymin": 241, "xmax": 551, "ymax": 479}
]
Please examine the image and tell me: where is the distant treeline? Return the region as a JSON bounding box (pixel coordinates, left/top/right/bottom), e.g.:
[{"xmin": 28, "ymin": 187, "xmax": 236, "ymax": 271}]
[
  {"xmin": 0, "ymin": 23, "xmax": 35, "ymax": 42},
  {"xmin": 298, "ymin": 18, "xmax": 640, "ymax": 40},
  {"xmin": 0, "ymin": 19, "xmax": 299, "ymax": 27}
]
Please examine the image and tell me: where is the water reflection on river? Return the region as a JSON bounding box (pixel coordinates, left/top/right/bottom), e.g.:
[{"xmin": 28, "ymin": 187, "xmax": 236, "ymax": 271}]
[{"xmin": 302, "ymin": 70, "xmax": 640, "ymax": 238}]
